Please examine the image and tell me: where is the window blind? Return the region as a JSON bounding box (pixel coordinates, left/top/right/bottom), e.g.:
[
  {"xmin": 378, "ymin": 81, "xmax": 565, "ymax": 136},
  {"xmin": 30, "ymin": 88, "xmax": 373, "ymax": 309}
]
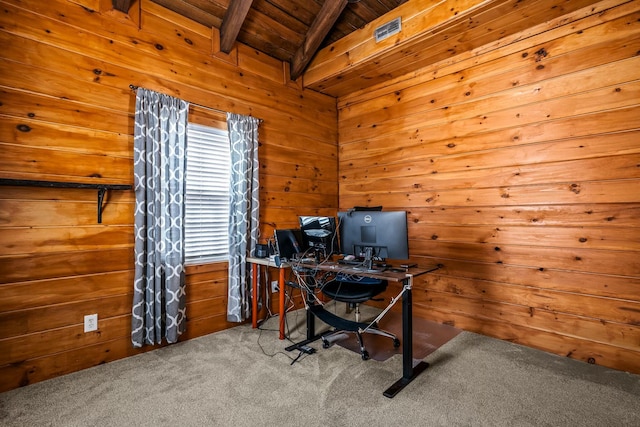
[{"xmin": 184, "ymin": 123, "xmax": 230, "ymax": 264}]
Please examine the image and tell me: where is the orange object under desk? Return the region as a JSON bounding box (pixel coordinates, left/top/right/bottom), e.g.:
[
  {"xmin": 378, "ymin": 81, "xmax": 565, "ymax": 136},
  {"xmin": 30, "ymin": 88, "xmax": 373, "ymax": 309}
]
[{"xmin": 247, "ymin": 256, "xmax": 290, "ymax": 339}]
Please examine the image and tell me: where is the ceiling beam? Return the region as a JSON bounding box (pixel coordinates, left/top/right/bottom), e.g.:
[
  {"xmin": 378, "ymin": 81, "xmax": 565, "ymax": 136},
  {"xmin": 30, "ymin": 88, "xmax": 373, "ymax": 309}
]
[
  {"xmin": 290, "ymin": 0, "xmax": 348, "ymax": 81},
  {"xmin": 220, "ymin": 0, "xmax": 254, "ymax": 53},
  {"xmin": 112, "ymin": 0, "xmax": 133, "ymax": 13}
]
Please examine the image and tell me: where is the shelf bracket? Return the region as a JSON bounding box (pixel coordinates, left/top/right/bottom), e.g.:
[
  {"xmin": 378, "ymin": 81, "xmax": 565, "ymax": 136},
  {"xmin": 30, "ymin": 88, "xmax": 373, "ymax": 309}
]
[
  {"xmin": 0, "ymin": 178, "xmax": 132, "ymax": 224},
  {"xmin": 97, "ymin": 187, "xmax": 107, "ymax": 224}
]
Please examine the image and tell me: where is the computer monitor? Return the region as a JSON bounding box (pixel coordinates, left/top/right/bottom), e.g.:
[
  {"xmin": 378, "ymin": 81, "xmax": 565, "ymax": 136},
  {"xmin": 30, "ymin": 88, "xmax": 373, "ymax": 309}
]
[
  {"xmin": 274, "ymin": 229, "xmax": 303, "ymax": 261},
  {"xmin": 298, "ymin": 216, "xmax": 339, "ymax": 258},
  {"xmin": 338, "ymin": 210, "xmax": 409, "ymax": 269}
]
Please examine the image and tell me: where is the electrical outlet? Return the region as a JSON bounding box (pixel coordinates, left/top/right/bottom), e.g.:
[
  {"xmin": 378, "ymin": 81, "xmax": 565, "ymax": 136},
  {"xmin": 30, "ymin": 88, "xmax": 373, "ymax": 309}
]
[
  {"xmin": 84, "ymin": 314, "xmax": 98, "ymax": 332},
  {"xmin": 271, "ymin": 280, "xmax": 279, "ymax": 293}
]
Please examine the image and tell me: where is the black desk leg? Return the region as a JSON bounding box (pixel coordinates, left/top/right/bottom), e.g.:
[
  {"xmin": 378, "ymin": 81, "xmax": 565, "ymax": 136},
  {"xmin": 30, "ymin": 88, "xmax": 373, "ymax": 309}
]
[
  {"xmin": 383, "ymin": 280, "xmax": 429, "ymax": 398},
  {"xmin": 285, "ymin": 292, "xmax": 323, "ymax": 352},
  {"xmin": 307, "ymin": 307, "xmax": 316, "ymax": 341}
]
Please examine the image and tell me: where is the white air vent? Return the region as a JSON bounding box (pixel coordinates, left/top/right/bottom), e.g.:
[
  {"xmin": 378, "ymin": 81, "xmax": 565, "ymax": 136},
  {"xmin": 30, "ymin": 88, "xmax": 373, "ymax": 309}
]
[{"xmin": 374, "ymin": 17, "xmax": 401, "ymax": 43}]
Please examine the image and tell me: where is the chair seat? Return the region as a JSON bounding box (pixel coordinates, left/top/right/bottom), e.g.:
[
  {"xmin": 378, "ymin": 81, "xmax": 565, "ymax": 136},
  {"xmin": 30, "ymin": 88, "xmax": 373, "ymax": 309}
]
[
  {"xmin": 321, "ymin": 278, "xmax": 387, "ymax": 303},
  {"xmin": 308, "ymin": 304, "xmax": 370, "ymax": 332}
]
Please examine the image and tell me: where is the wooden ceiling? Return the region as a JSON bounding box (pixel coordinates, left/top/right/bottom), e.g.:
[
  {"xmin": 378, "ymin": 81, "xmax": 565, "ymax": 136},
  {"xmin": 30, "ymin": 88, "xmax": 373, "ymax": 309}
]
[
  {"xmin": 147, "ymin": 0, "xmax": 407, "ymax": 80},
  {"xmin": 303, "ymin": 0, "xmax": 605, "ymax": 97},
  {"xmin": 115, "ymin": 0, "xmax": 604, "ymax": 98}
]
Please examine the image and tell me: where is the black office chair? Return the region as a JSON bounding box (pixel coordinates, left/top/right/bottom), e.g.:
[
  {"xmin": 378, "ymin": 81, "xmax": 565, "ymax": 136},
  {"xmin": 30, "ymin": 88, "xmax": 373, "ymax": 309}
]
[{"xmin": 309, "ymin": 274, "xmax": 400, "ymax": 360}]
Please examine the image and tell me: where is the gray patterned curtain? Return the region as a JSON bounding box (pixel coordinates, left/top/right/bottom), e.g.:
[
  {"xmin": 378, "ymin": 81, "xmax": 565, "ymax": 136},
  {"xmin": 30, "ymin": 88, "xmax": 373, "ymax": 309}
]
[
  {"xmin": 227, "ymin": 113, "xmax": 260, "ymax": 322},
  {"xmin": 132, "ymin": 88, "xmax": 189, "ymax": 347}
]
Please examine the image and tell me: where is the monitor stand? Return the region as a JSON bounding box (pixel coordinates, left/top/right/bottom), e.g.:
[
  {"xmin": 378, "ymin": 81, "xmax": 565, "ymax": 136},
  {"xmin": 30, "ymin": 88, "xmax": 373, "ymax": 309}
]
[
  {"xmin": 313, "ymin": 245, "xmax": 327, "ymax": 263},
  {"xmin": 363, "ymin": 246, "xmax": 374, "ymax": 270},
  {"xmin": 353, "ymin": 247, "xmax": 385, "ymax": 273}
]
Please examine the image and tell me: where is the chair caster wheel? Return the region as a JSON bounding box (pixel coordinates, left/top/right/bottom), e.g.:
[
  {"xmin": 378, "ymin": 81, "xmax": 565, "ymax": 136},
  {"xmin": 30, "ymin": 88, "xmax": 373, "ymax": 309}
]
[
  {"xmin": 361, "ymin": 351, "xmax": 370, "ymax": 360},
  {"xmin": 393, "ymin": 338, "xmax": 401, "ymax": 348}
]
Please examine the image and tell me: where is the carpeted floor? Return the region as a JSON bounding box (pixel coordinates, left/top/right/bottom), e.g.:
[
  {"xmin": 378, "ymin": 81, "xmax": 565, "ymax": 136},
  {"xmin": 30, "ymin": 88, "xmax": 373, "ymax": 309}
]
[{"xmin": 1, "ymin": 309, "xmax": 639, "ymax": 427}]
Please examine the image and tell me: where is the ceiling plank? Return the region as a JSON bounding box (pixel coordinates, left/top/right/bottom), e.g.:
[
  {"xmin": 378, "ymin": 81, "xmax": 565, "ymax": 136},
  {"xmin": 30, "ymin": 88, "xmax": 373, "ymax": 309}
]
[
  {"xmin": 150, "ymin": 0, "xmax": 223, "ymax": 28},
  {"xmin": 112, "ymin": 0, "xmax": 133, "ymax": 13},
  {"xmin": 220, "ymin": 0, "xmax": 255, "ymax": 53},
  {"xmin": 290, "ymin": 0, "xmax": 349, "ymax": 81}
]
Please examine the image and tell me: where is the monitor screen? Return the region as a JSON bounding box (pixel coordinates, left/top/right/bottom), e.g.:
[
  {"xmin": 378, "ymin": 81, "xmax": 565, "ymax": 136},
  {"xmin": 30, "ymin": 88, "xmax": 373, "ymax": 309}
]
[
  {"xmin": 298, "ymin": 216, "xmax": 339, "ymax": 256},
  {"xmin": 274, "ymin": 229, "xmax": 303, "ymax": 261},
  {"xmin": 338, "ymin": 210, "xmax": 409, "ymax": 261}
]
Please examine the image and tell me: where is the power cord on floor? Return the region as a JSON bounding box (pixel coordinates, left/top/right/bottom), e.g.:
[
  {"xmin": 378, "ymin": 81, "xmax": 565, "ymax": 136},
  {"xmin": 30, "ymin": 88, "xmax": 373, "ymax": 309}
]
[
  {"xmin": 256, "ymin": 322, "xmax": 298, "ymax": 363},
  {"xmin": 256, "ymin": 321, "xmax": 315, "ymax": 366},
  {"xmin": 256, "ymin": 293, "xmax": 314, "ymax": 365},
  {"xmin": 290, "ymin": 348, "xmax": 314, "ymax": 365}
]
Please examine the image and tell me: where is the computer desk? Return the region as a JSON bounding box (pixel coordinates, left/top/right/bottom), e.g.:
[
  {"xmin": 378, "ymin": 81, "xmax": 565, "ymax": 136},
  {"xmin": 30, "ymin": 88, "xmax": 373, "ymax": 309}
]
[
  {"xmin": 247, "ymin": 256, "xmax": 291, "ymax": 340},
  {"xmin": 289, "ymin": 260, "xmax": 439, "ymax": 398}
]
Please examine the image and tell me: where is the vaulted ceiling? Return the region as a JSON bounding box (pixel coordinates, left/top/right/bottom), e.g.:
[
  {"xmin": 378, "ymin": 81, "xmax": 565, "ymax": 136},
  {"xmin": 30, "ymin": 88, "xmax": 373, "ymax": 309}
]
[
  {"xmin": 146, "ymin": 0, "xmax": 407, "ymax": 80},
  {"xmin": 112, "ymin": 0, "xmax": 603, "ymax": 98}
]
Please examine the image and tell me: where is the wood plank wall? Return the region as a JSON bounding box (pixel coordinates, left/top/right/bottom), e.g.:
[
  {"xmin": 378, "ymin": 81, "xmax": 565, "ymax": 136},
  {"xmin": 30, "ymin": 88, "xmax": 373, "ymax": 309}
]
[
  {"xmin": 0, "ymin": 0, "xmax": 337, "ymax": 392},
  {"xmin": 338, "ymin": 0, "xmax": 640, "ymax": 374}
]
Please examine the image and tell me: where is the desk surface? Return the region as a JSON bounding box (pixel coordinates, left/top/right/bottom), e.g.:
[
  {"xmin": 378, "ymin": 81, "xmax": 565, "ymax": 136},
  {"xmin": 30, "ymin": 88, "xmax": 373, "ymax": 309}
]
[
  {"xmin": 247, "ymin": 256, "xmax": 290, "ymax": 268},
  {"xmin": 246, "ymin": 256, "xmax": 439, "ymax": 283},
  {"xmin": 292, "ymin": 260, "xmax": 439, "ymax": 282}
]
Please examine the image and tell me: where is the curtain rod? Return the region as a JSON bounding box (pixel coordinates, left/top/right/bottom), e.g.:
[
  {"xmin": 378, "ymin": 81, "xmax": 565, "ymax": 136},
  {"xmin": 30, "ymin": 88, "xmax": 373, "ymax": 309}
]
[{"xmin": 129, "ymin": 84, "xmax": 227, "ymax": 116}]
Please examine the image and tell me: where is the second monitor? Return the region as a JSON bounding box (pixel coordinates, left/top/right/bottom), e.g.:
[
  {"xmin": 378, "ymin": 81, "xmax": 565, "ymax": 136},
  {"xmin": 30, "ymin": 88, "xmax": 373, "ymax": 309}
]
[{"xmin": 298, "ymin": 215, "xmax": 340, "ymax": 259}]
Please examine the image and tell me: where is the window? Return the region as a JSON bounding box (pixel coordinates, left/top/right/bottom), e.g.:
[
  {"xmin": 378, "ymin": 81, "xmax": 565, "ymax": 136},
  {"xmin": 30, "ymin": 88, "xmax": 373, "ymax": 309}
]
[{"xmin": 184, "ymin": 122, "xmax": 230, "ymax": 264}]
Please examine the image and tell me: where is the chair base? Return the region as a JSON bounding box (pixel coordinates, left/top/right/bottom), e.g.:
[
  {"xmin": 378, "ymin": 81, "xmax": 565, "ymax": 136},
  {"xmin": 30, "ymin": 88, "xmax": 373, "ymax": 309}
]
[{"xmin": 309, "ymin": 304, "xmax": 400, "ymax": 360}]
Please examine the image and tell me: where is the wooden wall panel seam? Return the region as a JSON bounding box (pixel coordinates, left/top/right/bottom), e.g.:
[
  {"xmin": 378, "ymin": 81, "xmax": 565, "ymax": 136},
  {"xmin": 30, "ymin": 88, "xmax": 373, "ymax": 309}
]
[
  {"xmin": 339, "ymin": 107, "xmax": 640, "ymax": 163},
  {"xmin": 339, "ymin": 77, "xmax": 640, "ymax": 144}
]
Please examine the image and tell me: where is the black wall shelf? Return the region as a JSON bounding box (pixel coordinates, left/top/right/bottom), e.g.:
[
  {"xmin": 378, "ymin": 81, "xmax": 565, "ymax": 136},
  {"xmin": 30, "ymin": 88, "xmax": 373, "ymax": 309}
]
[{"xmin": 0, "ymin": 178, "xmax": 132, "ymax": 224}]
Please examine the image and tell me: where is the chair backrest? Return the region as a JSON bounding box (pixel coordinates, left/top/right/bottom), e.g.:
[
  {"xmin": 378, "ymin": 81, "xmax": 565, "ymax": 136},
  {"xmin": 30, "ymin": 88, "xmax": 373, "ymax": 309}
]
[{"xmin": 335, "ymin": 273, "xmax": 381, "ymax": 284}]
